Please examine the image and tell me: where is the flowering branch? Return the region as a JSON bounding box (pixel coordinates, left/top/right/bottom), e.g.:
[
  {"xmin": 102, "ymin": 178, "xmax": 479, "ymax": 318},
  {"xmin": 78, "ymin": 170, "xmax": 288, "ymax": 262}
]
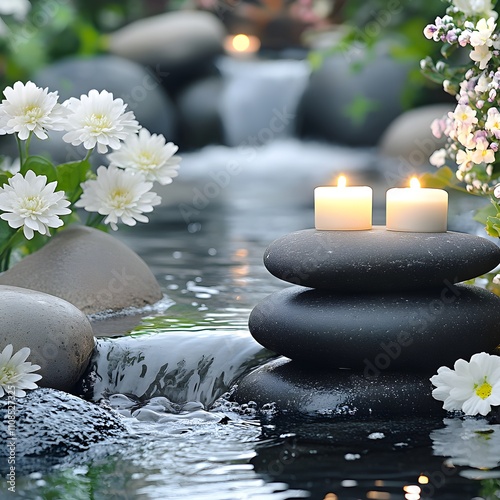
[
  {"xmin": 421, "ymin": 0, "xmax": 500, "ymax": 236},
  {"xmin": 0, "ymin": 81, "xmax": 181, "ymax": 271}
]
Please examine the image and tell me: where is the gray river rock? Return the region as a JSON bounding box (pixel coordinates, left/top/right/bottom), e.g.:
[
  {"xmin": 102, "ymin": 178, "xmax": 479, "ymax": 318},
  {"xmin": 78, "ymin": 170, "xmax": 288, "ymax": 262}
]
[
  {"xmin": 0, "ymin": 286, "xmax": 94, "ymax": 391},
  {"xmin": 0, "ymin": 226, "xmax": 163, "ymax": 314}
]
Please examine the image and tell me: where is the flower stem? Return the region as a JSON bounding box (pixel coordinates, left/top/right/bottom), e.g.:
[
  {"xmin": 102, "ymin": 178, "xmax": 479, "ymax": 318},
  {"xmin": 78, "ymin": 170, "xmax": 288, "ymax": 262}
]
[
  {"xmin": 0, "ymin": 228, "xmax": 23, "ymax": 272},
  {"xmin": 16, "ymin": 135, "xmax": 24, "ymax": 167},
  {"xmin": 85, "ymin": 212, "xmax": 105, "ymax": 228},
  {"xmin": 25, "ymin": 133, "xmax": 32, "ymax": 158},
  {"xmin": 83, "ymin": 148, "xmax": 93, "ymax": 162}
]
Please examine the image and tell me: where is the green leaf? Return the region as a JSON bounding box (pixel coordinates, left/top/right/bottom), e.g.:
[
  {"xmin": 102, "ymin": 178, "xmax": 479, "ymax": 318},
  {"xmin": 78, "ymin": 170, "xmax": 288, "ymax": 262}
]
[
  {"xmin": 0, "ymin": 171, "xmax": 12, "ymax": 187},
  {"xmin": 473, "ymin": 203, "xmax": 498, "ymax": 225},
  {"xmin": 486, "ymin": 216, "xmax": 500, "ymax": 237},
  {"xmin": 56, "ymin": 159, "xmax": 91, "ymax": 202},
  {"xmin": 0, "ymin": 219, "xmax": 14, "ymax": 247},
  {"xmin": 440, "ymin": 43, "xmax": 457, "ymax": 58},
  {"xmin": 343, "ymin": 95, "xmax": 380, "ymax": 126},
  {"xmin": 21, "ymin": 155, "xmax": 58, "ymax": 183},
  {"xmin": 419, "ymin": 166, "xmax": 455, "ymax": 188}
]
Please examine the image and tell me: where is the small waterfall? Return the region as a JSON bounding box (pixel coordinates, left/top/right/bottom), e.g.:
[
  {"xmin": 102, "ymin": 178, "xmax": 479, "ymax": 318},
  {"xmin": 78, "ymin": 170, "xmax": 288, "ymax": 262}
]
[
  {"xmin": 216, "ymin": 57, "xmax": 310, "ymax": 146},
  {"xmin": 83, "ymin": 330, "xmax": 271, "ymax": 406}
]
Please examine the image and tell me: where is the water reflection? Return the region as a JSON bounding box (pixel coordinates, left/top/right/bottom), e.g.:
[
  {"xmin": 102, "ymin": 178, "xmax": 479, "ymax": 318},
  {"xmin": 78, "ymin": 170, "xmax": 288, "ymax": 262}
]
[{"xmin": 431, "ymin": 418, "xmax": 500, "ymax": 472}]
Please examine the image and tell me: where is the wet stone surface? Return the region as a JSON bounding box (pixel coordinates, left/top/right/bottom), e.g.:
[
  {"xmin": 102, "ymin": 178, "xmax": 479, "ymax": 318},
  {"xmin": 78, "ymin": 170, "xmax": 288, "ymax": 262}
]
[
  {"xmin": 0, "ymin": 388, "xmax": 126, "ymax": 475},
  {"xmin": 233, "ymin": 357, "xmax": 443, "ymax": 418},
  {"xmin": 264, "ymin": 227, "xmax": 500, "ymax": 292},
  {"xmin": 248, "ymin": 284, "xmax": 500, "ymax": 373}
]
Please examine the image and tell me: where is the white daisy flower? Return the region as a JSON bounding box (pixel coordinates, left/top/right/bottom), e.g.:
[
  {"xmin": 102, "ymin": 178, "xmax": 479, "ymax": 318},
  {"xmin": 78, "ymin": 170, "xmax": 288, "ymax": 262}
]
[
  {"xmin": 0, "ymin": 344, "xmax": 42, "ymax": 398},
  {"xmin": 0, "ymin": 170, "xmax": 71, "ymax": 240},
  {"xmin": 62, "ymin": 89, "xmax": 140, "ymax": 154},
  {"xmin": 75, "ymin": 165, "xmax": 161, "ymax": 231},
  {"xmin": 0, "ymin": 81, "xmax": 66, "ymax": 140},
  {"xmin": 107, "ymin": 128, "xmax": 181, "ymax": 185},
  {"xmin": 430, "ymin": 352, "xmax": 500, "ymax": 416}
]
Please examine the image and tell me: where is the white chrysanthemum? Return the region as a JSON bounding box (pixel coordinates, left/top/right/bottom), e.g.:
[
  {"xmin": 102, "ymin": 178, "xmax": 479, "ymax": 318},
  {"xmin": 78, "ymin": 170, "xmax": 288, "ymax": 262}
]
[
  {"xmin": 75, "ymin": 165, "xmax": 161, "ymax": 230},
  {"xmin": 430, "ymin": 352, "xmax": 500, "ymax": 416},
  {"xmin": 62, "ymin": 89, "xmax": 140, "ymax": 154},
  {"xmin": 0, "ymin": 170, "xmax": 71, "ymax": 240},
  {"xmin": 0, "ymin": 81, "xmax": 66, "ymax": 140},
  {"xmin": 0, "ymin": 344, "xmax": 42, "ymax": 398},
  {"xmin": 107, "ymin": 129, "xmax": 181, "ymax": 185}
]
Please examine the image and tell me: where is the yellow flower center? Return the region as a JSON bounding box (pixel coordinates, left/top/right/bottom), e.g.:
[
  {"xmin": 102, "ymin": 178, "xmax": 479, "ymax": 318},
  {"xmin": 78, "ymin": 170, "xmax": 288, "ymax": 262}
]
[
  {"xmin": 109, "ymin": 189, "xmax": 133, "ymax": 209},
  {"xmin": 137, "ymin": 151, "xmax": 157, "ymax": 171},
  {"xmin": 0, "ymin": 366, "xmax": 16, "ymax": 383},
  {"xmin": 475, "ymin": 381, "xmax": 493, "ymax": 400},
  {"xmin": 23, "ymin": 104, "xmax": 44, "ymax": 124},
  {"xmin": 86, "ymin": 113, "xmax": 112, "ymax": 134},
  {"xmin": 20, "ymin": 195, "xmax": 45, "ymax": 216}
]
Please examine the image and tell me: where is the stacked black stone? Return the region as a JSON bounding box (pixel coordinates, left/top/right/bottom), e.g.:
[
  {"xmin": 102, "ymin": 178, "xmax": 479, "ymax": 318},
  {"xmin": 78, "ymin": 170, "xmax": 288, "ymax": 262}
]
[{"xmin": 234, "ymin": 226, "xmax": 500, "ymax": 418}]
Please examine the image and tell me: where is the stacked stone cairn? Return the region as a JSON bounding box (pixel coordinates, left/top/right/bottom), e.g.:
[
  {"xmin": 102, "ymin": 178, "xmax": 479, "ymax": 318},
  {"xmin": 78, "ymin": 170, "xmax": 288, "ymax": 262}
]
[{"xmin": 234, "ymin": 227, "xmax": 500, "ymax": 417}]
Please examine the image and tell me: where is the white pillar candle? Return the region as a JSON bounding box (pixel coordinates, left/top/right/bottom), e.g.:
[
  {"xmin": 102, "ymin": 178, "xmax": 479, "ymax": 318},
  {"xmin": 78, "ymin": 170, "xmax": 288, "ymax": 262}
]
[
  {"xmin": 386, "ymin": 178, "xmax": 448, "ymax": 232},
  {"xmin": 314, "ymin": 176, "xmax": 373, "ymax": 230}
]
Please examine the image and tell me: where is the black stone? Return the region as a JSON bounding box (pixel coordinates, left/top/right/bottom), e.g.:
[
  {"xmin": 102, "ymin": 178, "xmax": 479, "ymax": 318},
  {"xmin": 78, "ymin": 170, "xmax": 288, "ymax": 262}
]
[
  {"xmin": 0, "ymin": 388, "xmax": 126, "ymax": 475},
  {"xmin": 248, "ymin": 284, "xmax": 500, "ymax": 373},
  {"xmin": 233, "ymin": 357, "xmax": 443, "ymax": 418},
  {"xmin": 296, "ymin": 42, "xmax": 411, "ymax": 146},
  {"xmin": 264, "ymin": 227, "xmax": 500, "ymax": 292}
]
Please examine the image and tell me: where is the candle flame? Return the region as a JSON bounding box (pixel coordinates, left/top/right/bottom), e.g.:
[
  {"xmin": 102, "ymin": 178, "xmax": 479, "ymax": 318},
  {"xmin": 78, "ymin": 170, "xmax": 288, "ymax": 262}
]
[
  {"xmin": 232, "ymin": 34, "xmax": 251, "ymax": 52},
  {"xmin": 410, "ymin": 177, "xmax": 421, "ymax": 189},
  {"xmin": 338, "ymin": 175, "xmax": 347, "ymax": 188}
]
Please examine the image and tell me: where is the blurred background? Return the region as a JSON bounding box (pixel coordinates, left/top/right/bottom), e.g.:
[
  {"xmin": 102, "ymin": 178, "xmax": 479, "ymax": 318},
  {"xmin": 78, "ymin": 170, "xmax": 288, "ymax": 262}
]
[
  {"xmin": 0, "ymin": 0, "xmax": 473, "ymax": 231},
  {"xmin": 0, "ymin": 0, "xmax": 453, "ymax": 152}
]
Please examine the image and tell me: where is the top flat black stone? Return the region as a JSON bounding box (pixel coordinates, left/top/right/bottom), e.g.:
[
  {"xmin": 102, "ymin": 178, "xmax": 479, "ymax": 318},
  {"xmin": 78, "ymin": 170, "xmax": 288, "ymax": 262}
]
[{"xmin": 264, "ymin": 226, "xmax": 500, "ymax": 292}]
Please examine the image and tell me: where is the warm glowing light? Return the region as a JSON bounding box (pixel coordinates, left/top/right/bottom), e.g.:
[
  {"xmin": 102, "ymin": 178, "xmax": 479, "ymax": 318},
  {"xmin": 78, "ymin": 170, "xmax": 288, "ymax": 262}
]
[
  {"xmin": 338, "ymin": 175, "xmax": 347, "ymax": 188},
  {"xmin": 403, "ymin": 485, "xmax": 421, "ymax": 494},
  {"xmin": 224, "ymin": 34, "xmax": 261, "ymax": 56},
  {"xmin": 323, "ymin": 494, "xmax": 338, "ymax": 500},
  {"xmin": 404, "ymin": 495, "xmax": 420, "ymax": 500},
  {"xmin": 410, "ymin": 177, "xmax": 421, "ymax": 189},
  {"xmin": 234, "ymin": 248, "xmax": 248, "ymax": 259},
  {"xmin": 367, "ymin": 491, "xmax": 391, "ymax": 499},
  {"xmin": 417, "ymin": 475, "xmax": 429, "ymax": 485},
  {"xmin": 375, "ymin": 480, "xmax": 385, "ymax": 487},
  {"xmin": 233, "ymin": 34, "xmax": 250, "ymax": 52}
]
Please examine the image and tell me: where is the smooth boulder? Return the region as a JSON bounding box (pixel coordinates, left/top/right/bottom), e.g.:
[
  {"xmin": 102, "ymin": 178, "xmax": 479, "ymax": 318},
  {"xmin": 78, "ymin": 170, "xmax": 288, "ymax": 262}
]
[
  {"xmin": 108, "ymin": 11, "xmax": 225, "ymax": 69},
  {"xmin": 0, "ymin": 226, "xmax": 162, "ymax": 314},
  {"xmin": 0, "ymin": 388, "xmax": 126, "ymax": 475},
  {"xmin": 233, "ymin": 357, "xmax": 443, "ymax": 418},
  {"xmin": 249, "ymin": 284, "xmax": 500, "ymax": 373},
  {"xmin": 0, "ymin": 286, "xmax": 94, "ymax": 391},
  {"xmin": 379, "ymin": 104, "xmax": 453, "ymax": 166},
  {"xmin": 264, "ymin": 227, "xmax": 500, "ymax": 291},
  {"xmin": 297, "ymin": 41, "xmax": 412, "ymax": 146}
]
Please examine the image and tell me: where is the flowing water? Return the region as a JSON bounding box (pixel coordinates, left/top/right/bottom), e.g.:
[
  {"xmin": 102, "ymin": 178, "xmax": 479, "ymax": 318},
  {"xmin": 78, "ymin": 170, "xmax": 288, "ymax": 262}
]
[{"xmin": 7, "ymin": 139, "xmax": 500, "ymax": 499}]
